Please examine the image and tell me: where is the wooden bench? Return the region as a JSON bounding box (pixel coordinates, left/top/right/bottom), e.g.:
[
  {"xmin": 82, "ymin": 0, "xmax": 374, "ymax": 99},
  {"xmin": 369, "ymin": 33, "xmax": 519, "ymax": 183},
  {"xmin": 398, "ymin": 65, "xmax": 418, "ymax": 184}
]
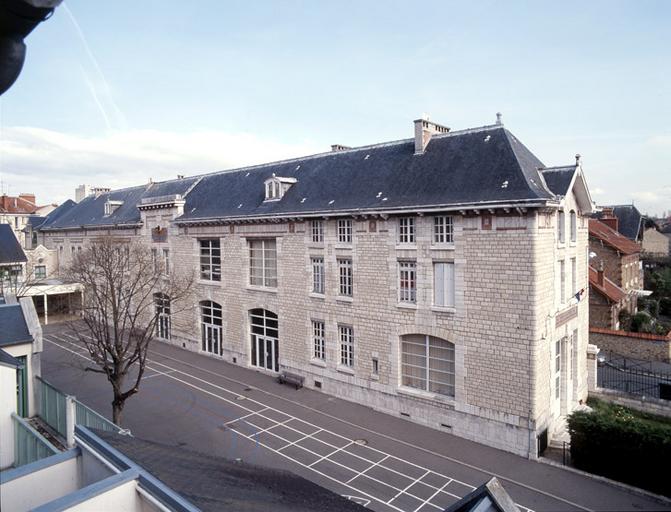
[{"xmin": 277, "ymin": 370, "xmax": 304, "ymax": 389}]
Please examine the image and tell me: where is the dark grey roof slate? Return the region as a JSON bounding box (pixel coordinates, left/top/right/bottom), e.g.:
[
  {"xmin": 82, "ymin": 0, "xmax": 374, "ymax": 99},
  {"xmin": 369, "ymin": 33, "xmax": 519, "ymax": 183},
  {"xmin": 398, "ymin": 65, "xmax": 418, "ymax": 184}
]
[
  {"xmin": 41, "ymin": 180, "xmax": 200, "ymax": 230},
  {"xmin": 595, "ymin": 205, "xmax": 642, "ymax": 241},
  {"xmin": 0, "ymin": 348, "xmax": 22, "ymax": 368},
  {"xmin": 178, "ymin": 126, "xmax": 554, "ymax": 222},
  {"xmin": 0, "ymin": 224, "xmax": 27, "ymax": 263},
  {"xmin": 22, "ymin": 215, "xmax": 46, "ymax": 232},
  {"xmin": 40, "ymin": 126, "xmax": 558, "ymax": 229},
  {"xmin": 540, "ymin": 166, "xmax": 575, "ymax": 197},
  {"xmin": 94, "ymin": 430, "xmax": 366, "ymax": 512},
  {"xmin": 0, "ymin": 304, "xmax": 33, "ymax": 347}
]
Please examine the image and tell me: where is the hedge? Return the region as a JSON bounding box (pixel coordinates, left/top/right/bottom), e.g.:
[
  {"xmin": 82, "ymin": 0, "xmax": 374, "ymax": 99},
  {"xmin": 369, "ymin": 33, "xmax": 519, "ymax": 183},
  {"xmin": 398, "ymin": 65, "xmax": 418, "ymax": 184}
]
[{"xmin": 567, "ymin": 398, "xmax": 671, "ymax": 497}]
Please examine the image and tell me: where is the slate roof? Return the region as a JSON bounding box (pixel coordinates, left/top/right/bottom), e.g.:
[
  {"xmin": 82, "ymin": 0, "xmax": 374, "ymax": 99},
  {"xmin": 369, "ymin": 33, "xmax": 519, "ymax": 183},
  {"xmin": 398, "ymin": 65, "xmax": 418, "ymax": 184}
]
[
  {"xmin": 0, "ymin": 224, "xmax": 27, "ymax": 264},
  {"xmin": 0, "ymin": 303, "xmax": 33, "ymax": 347},
  {"xmin": 40, "ymin": 180, "xmax": 199, "ymax": 230},
  {"xmin": 94, "ymin": 430, "xmax": 366, "ymax": 512},
  {"xmin": 589, "ymin": 267, "xmax": 626, "ymax": 303},
  {"xmin": 540, "ymin": 166, "xmax": 575, "ymax": 197},
  {"xmin": 0, "ymin": 348, "xmax": 22, "ymax": 368},
  {"xmin": 21, "ymin": 215, "xmax": 46, "ymax": 233},
  {"xmin": 443, "ymin": 477, "xmax": 519, "ymax": 512},
  {"xmin": 40, "ymin": 125, "xmax": 563, "ymax": 230},
  {"xmin": 595, "ymin": 205, "xmax": 644, "ymax": 241},
  {"xmin": 589, "ymin": 219, "xmax": 641, "ymax": 255}
]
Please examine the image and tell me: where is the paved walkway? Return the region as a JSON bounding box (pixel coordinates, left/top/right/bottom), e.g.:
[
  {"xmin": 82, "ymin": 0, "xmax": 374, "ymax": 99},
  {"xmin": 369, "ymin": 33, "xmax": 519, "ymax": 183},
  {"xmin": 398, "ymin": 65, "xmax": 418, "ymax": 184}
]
[{"xmin": 41, "ymin": 325, "xmax": 671, "ymax": 512}]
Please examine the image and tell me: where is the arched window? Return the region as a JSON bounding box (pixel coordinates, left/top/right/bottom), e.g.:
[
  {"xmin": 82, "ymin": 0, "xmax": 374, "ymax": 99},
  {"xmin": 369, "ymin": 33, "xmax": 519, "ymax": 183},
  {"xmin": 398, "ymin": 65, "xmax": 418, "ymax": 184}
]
[
  {"xmin": 154, "ymin": 293, "xmax": 171, "ymax": 340},
  {"xmin": 570, "ymin": 210, "xmax": 577, "ymax": 243},
  {"xmin": 201, "ymin": 300, "xmax": 223, "ymax": 356},
  {"xmin": 400, "ymin": 334, "xmax": 455, "ymax": 397},
  {"xmin": 557, "ymin": 210, "xmax": 565, "ymax": 244}
]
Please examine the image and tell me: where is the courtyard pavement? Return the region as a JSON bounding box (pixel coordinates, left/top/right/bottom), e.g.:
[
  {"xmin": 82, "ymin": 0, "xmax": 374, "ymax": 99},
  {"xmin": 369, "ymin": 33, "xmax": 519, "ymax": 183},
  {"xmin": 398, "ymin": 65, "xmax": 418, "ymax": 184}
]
[{"xmin": 40, "ymin": 323, "xmax": 671, "ymax": 512}]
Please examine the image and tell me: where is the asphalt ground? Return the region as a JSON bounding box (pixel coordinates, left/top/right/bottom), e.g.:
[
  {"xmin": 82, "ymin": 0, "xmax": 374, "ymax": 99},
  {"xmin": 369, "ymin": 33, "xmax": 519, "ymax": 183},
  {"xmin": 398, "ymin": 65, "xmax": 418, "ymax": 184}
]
[{"xmin": 41, "ymin": 324, "xmax": 671, "ymax": 512}]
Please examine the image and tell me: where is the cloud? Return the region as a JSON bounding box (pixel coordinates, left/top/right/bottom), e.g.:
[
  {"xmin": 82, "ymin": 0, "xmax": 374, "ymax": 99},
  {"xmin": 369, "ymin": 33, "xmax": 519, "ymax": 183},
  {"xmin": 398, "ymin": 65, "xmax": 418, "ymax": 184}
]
[
  {"xmin": 631, "ymin": 188, "xmax": 671, "ymax": 204},
  {"xmin": 591, "ymin": 187, "xmax": 605, "ymax": 196},
  {"xmin": 0, "ymin": 126, "xmax": 320, "ymax": 204},
  {"xmin": 646, "ymin": 135, "xmax": 671, "ymax": 147}
]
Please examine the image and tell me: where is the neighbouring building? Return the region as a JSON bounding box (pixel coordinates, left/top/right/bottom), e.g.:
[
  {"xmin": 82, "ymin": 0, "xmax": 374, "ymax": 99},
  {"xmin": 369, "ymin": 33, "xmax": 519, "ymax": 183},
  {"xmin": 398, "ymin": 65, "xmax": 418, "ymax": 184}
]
[
  {"xmin": 588, "ymin": 218, "xmax": 642, "ymax": 329},
  {"xmin": 596, "ymin": 204, "xmax": 670, "ymax": 257},
  {"xmin": 37, "ymin": 116, "xmax": 596, "ymax": 457},
  {"xmin": 75, "ymin": 184, "xmax": 111, "ymax": 203},
  {"xmin": 0, "ymin": 193, "xmax": 38, "ymax": 246},
  {"xmin": 0, "ymin": 224, "xmax": 27, "ymax": 293}
]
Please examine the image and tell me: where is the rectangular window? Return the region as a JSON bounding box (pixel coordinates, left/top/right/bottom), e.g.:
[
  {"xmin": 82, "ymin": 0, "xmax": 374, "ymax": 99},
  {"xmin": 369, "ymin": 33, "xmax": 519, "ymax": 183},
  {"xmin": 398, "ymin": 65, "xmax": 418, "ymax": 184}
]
[
  {"xmin": 163, "ymin": 249, "xmax": 170, "ymax": 274},
  {"xmin": 249, "ymin": 239, "xmax": 277, "ymax": 288},
  {"xmin": 199, "ymin": 239, "xmax": 221, "ymax": 281},
  {"xmin": 311, "ymin": 257, "xmax": 325, "ymax": 294},
  {"xmin": 312, "ymin": 320, "xmax": 325, "ymax": 360},
  {"xmin": 152, "ymin": 248, "xmax": 158, "ymax": 272},
  {"xmin": 571, "ymin": 257, "xmax": 576, "ymax": 296},
  {"xmin": 398, "ymin": 261, "xmax": 417, "ymax": 303},
  {"xmin": 311, "ymin": 220, "xmax": 324, "ymax": 243},
  {"xmin": 559, "ymin": 260, "xmax": 566, "ymax": 304},
  {"xmin": 433, "ymin": 262, "xmax": 455, "ymax": 307},
  {"xmin": 339, "ymin": 325, "xmax": 354, "ymax": 367},
  {"xmin": 338, "ymin": 258, "xmax": 353, "ymax": 297},
  {"xmin": 558, "ymin": 211, "xmax": 565, "ymax": 244},
  {"xmin": 434, "ymin": 216, "xmax": 454, "ymax": 244},
  {"xmin": 372, "ymin": 358, "xmax": 379, "ymax": 375},
  {"xmin": 34, "ymin": 265, "xmax": 46, "ymax": 280},
  {"xmin": 570, "ymin": 211, "xmax": 577, "ymax": 243},
  {"xmin": 337, "ymin": 219, "xmax": 352, "ymax": 244},
  {"xmin": 398, "ymin": 217, "xmax": 415, "ymax": 244}
]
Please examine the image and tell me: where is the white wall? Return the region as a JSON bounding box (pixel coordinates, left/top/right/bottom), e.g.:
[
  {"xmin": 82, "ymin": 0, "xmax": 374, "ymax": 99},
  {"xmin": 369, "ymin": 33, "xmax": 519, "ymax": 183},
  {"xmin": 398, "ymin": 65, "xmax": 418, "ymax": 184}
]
[
  {"xmin": 0, "ymin": 456, "xmax": 79, "ymax": 512},
  {"xmin": 63, "ymin": 480, "xmax": 150, "ymax": 512},
  {"xmin": 0, "ymin": 364, "xmax": 17, "ymax": 469}
]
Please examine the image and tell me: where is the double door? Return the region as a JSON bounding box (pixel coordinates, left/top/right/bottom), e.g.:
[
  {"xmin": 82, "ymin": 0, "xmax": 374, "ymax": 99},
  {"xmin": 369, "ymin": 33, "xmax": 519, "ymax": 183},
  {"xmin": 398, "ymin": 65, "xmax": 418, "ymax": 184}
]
[{"xmin": 251, "ymin": 334, "xmax": 278, "ymax": 372}]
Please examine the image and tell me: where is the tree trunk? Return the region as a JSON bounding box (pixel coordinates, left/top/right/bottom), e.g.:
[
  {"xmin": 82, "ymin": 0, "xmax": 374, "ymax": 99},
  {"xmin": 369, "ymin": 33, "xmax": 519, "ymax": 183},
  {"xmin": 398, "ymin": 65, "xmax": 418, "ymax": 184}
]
[{"xmin": 112, "ymin": 397, "xmax": 125, "ymax": 425}]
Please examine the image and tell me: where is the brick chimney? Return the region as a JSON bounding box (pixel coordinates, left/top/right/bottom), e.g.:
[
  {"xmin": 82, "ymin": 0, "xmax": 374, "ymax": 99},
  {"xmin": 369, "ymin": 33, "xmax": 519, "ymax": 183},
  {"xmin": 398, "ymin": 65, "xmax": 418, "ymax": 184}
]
[
  {"xmin": 414, "ymin": 115, "xmax": 450, "ymax": 155},
  {"xmin": 600, "ymin": 207, "xmax": 619, "ymax": 232},
  {"xmin": 597, "ymin": 261, "xmax": 605, "ymax": 287}
]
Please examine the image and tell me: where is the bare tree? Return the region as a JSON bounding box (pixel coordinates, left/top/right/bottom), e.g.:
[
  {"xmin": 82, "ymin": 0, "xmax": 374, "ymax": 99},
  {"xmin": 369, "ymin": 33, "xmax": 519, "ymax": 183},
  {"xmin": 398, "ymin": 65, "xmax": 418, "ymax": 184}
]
[{"xmin": 64, "ymin": 235, "xmax": 195, "ymax": 425}]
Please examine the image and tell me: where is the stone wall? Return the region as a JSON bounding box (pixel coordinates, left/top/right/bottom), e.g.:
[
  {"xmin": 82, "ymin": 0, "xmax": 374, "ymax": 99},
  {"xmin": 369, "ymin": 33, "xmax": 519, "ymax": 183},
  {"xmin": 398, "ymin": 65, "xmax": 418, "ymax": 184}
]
[{"xmin": 590, "ymin": 327, "xmax": 671, "ymax": 363}]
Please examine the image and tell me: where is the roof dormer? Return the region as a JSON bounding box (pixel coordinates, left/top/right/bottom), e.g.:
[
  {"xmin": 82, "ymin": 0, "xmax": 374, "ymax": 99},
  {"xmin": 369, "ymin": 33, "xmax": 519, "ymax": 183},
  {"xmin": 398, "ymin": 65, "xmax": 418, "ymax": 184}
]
[
  {"xmin": 263, "ymin": 174, "xmax": 297, "ymax": 202},
  {"xmin": 104, "ymin": 200, "xmax": 123, "ymax": 216}
]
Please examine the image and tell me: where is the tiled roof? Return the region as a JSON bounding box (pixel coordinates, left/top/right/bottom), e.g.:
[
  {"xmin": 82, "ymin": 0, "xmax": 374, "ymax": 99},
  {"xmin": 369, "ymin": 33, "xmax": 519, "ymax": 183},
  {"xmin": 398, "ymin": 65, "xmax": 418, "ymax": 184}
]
[
  {"xmin": 589, "ymin": 266, "xmax": 626, "ymax": 303},
  {"xmin": 0, "ymin": 194, "xmax": 36, "ymax": 214},
  {"xmin": 539, "ymin": 166, "xmax": 575, "ymax": 196},
  {"xmin": 589, "ymin": 219, "xmax": 641, "ymax": 255},
  {"xmin": 40, "ymin": 125, "xmax": 562, "ymax": 230},
  {"xmin": 94, "ymin": 430, "xmax": 366, "ymax": 512},
  {"xmin": 0, "ymin": 304, "xmax": 33, "ymax": 347},
  {"xmin": 0, "ymin": 224, "xmax": 27, "ymax": 263}
]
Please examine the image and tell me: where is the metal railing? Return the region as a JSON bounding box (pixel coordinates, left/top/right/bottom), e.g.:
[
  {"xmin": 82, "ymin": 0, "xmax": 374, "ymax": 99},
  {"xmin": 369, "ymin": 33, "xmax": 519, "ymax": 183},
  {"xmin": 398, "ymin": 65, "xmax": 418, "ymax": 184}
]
[
  {"xmin": 12, "ymin": 413, "xmax": 59, "ymax": 467},
  {"xmin": 37, "ymin": 376, "xmax": 68, "ymax": 437},
  {"xmin": 37, "ymin": 376, "xmax": 122, "ymax": 436},
  {"xmin": 597, "ymin": 351, "xmax": 671, "ymax": 400},
  {"xmin": 75, "ymin": 400, "xmax": 119, "ymax": 433}
]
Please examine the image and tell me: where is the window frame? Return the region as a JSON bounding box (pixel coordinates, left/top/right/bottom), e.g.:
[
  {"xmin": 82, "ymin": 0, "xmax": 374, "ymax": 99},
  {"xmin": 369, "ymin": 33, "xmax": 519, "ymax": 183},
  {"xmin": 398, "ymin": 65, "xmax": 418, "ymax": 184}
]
[
  {"xmin": 312, "ymin": 320, "xmax": 325, "ymax": 361},
  {"xmin": 398, "ymin": 217, "xmax": 415, "ymax": 244},
  {"xmin": 199, "ymin": 239, "xmax": 221, "ymax": 281},
  {"xmin": 400, "ymin": 334, "xmax": 455, "ymax": 397},
  {"xmin": 337, "ymin": 258, "xmax": 353, "ymax": 297},
  {"xmin": 311, "ymin": 220, "xmax": 324, "ymax": 243},
  {"xmin": 398, "ymin": 261, "xmax": 417, "ymax": 303},
  {"xmin": 34, "ymin": 265, "xmax": 46, "ymax": 280},
  {"xmin": 570, "ymin": 210, "xmax": 577, "ymax": 243},
  {"xmin": 200, "ymin": 300, "xmax": 223, "ymax": 356},
  {"xmin": 433, "ymin": 216, "xmax": 454, "ymax": 244},
  {"xmin": 433, "ymin": 261, "xmax": 455, "ymax": 308},
  {"xmin": 249, "ymin": 239, "xmax": 278, "ymax": 288},
  {"xmin": 337, "ymin": 219, "xmax": 353, "ymax": 244},
  {"xmin": 339, "ymin": 325, "xmax": 354, "ymax": 368},
  {"xmin": 311, "ymin": 256, "xmax": 325, "ymax": 295},
  {"xmin": 558, "ymin": 210, "xmax": 566, "ymax": 244}
]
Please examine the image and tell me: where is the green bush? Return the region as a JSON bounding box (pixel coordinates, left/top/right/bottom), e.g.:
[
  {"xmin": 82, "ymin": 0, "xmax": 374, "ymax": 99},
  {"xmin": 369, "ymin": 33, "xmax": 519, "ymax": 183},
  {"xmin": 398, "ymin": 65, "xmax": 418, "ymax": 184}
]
[
  {"xmin": 660, "ymin": 297, "xmax": 671, "ymax": 317},
  {"xmin": 568, "ymin": 398, "xmax": 671, "ymax": 496}
]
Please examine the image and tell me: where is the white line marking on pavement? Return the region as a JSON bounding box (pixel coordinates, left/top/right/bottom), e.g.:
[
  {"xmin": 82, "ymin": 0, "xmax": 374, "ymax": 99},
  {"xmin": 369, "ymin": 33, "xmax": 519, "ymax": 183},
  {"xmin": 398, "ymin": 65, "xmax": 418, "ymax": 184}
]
[
  {"xmin": 388, "ymin": 470, "xmax": 432, "ymax": 504},
  {"xmin": 413, "ymin": 479, "xmax": 453, "ymax": 512},
  {"xmin": 224, "ymin": 407, "xmax": 269, "ymax": 426},
  {"xmin": 277, "ymin": 428, "xmax": 323, "ymax": 452},
  {"xmin": 45, "ymin": 333, "xmax": 543, "ymax": 512},
  {"xmin": 346, "ymin": 454, "xmax": 390, "ymax": 484}
]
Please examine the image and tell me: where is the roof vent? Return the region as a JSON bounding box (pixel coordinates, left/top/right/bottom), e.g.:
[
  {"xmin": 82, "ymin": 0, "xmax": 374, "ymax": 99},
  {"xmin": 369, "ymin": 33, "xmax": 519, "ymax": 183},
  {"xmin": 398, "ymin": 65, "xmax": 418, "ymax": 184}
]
[
  {"xmin": 575, "ymin": 153, "xmax": 581, "ymax": 165},
  {"xmin": 414, "ymin": 115, "xmax": 450, "ymax": 155},
  {"xmin": 331, "ymin": 144, "xmax": 351, "ymax": 152},
  {"xmin": 496, "ymin": 112, "xmax": 503, "ymax": 125}
]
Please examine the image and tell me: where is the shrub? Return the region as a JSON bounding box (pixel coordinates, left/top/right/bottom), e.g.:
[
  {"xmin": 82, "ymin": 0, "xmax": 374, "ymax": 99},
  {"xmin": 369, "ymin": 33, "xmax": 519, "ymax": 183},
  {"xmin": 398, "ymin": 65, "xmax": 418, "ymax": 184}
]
[
  {"xmin": 568, "ymin": 398, "xmax": 671, "ymax": 496},
  {"xmin": 660, "ymin": 297, "xmax": 671, "ymax": 317}
]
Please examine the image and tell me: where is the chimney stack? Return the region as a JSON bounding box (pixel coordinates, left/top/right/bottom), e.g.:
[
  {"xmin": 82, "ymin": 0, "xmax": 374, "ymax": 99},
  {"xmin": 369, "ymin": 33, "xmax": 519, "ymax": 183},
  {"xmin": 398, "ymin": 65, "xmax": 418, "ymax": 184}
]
[
  {"xmin": 600, "ymin": 208, "xmax": 619, "ymax": 232},
  {"xmin": 19, "ymin": 193, "xmax": 36, "ymax": 205},
  {"xmin": 597, "ymin": 261, "xmax": 605, "ymax": 287},
  {"xmin": 496, "ymin": 112, "xmax": 503, "ymax": 125},
  {"xmin": 414, "ymin": 115, "xmax": 450, "ymax": 155}
]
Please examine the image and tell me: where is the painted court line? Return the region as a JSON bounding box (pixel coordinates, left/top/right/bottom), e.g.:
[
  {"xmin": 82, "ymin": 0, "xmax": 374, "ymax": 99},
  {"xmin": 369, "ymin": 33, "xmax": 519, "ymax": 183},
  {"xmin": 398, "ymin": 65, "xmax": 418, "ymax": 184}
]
[
  {"xmin": 46, "ymin": 334, "xmax": 535, "ymax": 512},
  {"xmin": 388, "ymin": 470, "xmax": 432, "ymax": 504}
]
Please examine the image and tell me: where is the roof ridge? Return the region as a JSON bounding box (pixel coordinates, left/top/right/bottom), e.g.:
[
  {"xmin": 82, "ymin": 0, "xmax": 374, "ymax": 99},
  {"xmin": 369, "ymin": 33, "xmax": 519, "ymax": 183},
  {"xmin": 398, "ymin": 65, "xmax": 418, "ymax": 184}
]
[{"xmin": 541, "ymin": 165, "xmax": 576, "ymax": 172}]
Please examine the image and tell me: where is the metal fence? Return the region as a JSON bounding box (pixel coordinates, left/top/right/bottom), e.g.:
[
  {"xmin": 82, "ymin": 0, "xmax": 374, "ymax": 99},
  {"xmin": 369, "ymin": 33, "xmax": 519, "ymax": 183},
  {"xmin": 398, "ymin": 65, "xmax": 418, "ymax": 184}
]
[
  {"xmin": 37, "ymin": 376, "xmax": 68, "ymax": 437},
  {"xmin": 37, "ymin": 376, "xmax": 122, "ymax": 436},
  {"xmin": 12, "ymin": 413, "xmax": 59, "ymax": 467},
  {"xmin": 75, "ymin": 400, "xmax": 119, "ymax": 433},
  {"xmin": 597, "ymin": 352, "xmax": 671, "ymax": 400}
]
